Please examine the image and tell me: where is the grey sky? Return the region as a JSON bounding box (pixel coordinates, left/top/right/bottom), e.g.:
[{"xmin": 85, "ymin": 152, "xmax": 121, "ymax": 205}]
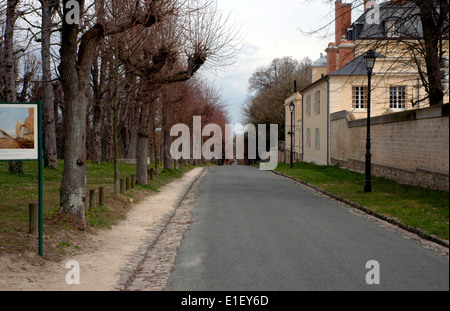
[{"xmin": 203, "ymin": 0, "xmax": 337, "ymax": 124}]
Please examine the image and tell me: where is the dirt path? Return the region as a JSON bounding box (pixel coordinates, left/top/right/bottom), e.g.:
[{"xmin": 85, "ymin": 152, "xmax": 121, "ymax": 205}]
[{"xmin": 0, "ymin": 167, "xmax": 205, "ymax": 291}]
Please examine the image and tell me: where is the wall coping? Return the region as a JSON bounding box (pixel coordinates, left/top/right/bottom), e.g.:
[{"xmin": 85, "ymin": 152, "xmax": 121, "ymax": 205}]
[{"xmin": 330, "ymin": 104, "xmax": 449, "ymax": 127}]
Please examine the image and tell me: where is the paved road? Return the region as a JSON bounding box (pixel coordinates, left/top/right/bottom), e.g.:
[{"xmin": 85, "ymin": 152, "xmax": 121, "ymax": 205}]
[{"xmin": 166, "ymin": 166, "xmax": 449, "ymax": 291}]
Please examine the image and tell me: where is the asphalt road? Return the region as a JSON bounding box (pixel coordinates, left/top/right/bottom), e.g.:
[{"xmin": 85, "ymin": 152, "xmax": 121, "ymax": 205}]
[{"xmin": 166, "ymin": 165, "xmax": 449, "ymax": 291}]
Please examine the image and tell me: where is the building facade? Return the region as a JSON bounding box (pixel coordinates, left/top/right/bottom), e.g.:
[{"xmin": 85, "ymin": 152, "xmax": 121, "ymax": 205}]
[{"xmin": 284, "ymin": 0, "xmax": 449, "ymax": 188}]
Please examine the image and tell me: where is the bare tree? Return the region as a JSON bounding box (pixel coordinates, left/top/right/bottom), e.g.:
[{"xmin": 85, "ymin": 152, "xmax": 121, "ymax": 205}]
[
  {"xmin": 242, "ymin": 56, "xmax": 312, "ymax": 139},
  {"xmin": 2, "ymin": 0, "xmax": 24, "ymax": 174},
  {"xmin": 58, "ymin": 0, "xmax": 180, "ymax": 222},
  {"xmin": 58, "ymin": 0, "xmax": 241, "ymax": 222},
  {"xmin": 304, "ymin": 0, "xmax": 449, "ymax": 106},
  {"xmin": 40, "ymin": 0, "xmax": 59, "ymax": 168}
]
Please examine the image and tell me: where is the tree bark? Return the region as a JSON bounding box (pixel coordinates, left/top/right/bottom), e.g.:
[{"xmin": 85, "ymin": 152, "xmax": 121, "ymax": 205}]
[
  {"xmin": 136, "ymin": 103, "xmax": 151, "ymax": 184},
  {"xmin": 41, "ymin": 0, "xmax": 58, "ymax": 169},
  {"xmin": 163, "ymin": 104, "xmax": 172, "ymax": 169},
  {"xmin": 4, "ymin": 0, "xmax": 23, "ymax": 175},
  {"xmin": 59, "ymin": 0, "xmax": 162, "ymax": 221},
  {"xmin": 415, "ymin": 1, "xmax": 444, "ymax": 106},
  {"xmin": 91, "ymin": 48, "xmax": 105, "ymax": 164}
]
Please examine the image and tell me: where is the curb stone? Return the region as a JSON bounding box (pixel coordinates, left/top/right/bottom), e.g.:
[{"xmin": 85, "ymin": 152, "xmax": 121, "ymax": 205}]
[
  {"xmin": 114, "ymin": 167, "xmax": 208, "ymax": 291},
  {"xmin": 271, "ymin": 170, "xmax": 449, "ymax": 250}
]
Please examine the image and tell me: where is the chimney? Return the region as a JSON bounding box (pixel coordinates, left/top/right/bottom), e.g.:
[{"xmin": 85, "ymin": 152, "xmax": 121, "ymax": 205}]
[
  {"xmin": 335, "ymin": 0, "xmax": 352, "ymax": 44},
  {"xmin": 364, "ymin": 0, "xmax": 376, "ymax": 12},
  {"xmin": 391, "ymin": 0, "xmax": 408, "ymax": 4},
  {"xmin": 326, "ymin": 44, "xmax": 338, "ymax": 74}
]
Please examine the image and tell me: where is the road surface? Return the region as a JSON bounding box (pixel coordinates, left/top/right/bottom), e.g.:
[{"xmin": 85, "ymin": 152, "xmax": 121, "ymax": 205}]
[{"xmin": 166, "ymin": 165, "xmax": 449, "ymax": 291}]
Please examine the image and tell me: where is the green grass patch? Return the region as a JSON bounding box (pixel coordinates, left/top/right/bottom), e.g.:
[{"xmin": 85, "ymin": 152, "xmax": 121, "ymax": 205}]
[
  {"xmin": 275, "ymin": 162, "xmax": 449, "ymax": 240},
  {"xmin": 0, "ymin": 160, "xmax": 197, "ymax": 257}
]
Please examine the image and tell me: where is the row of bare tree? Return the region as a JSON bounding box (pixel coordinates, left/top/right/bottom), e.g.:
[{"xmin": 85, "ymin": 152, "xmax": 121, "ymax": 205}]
[
  {"xmin": 242, "ymin": 56, "xmax": 313, "ymax": 140},
  {"xmin": 1, "ymin": 0, "xmax": 240, "ymax": 224}
]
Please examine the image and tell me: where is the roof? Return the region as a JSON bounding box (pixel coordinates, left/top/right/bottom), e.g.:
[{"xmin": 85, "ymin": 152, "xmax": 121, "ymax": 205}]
[
  {"xmin": 351, "ymin": 1, "xmax": 423, "ymax": 40},
  {"xmin": 313, "ymin": 53, "xmax": 327, "ymax": 67},
  {"xmin": 299, "ymin": 75, "xmax": 328, "ymax": 93},
  {"xmin": 328, "ymin": 51, "xmax": 385, "ymax": 76}
]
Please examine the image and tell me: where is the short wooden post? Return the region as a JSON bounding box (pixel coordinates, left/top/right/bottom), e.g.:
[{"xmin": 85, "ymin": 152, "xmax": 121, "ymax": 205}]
[
  {"xmin": 126, "ymin": 176, "xmax": 130, "ymax": 190},
  {"xmin": 149, "ymin": 168, "xmax": 154, "ymax": 181},
  {"xmin": 99, "ymin": 187, "xmax": 105, "ymax": 206},
  {"xmin": 131, "ymin": 175, "xmax": 136, "ymax": 188},
  {"xmin": 29, "ymin": 203, "xmax": 38, "ymax": 236},
  {"xmin": 120, "ymin": 178, "xmax": 125, "ymax": 193},
  {"xmin": 90, "ymin": 189, "xmax": 96, "ymax": 209}
]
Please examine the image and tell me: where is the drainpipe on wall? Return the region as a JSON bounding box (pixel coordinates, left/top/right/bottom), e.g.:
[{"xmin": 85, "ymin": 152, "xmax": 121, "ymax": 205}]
[
  {"xmin": 417, "ymin": 78, "xmax": 420, "ymax": 109},
  {"xmin": 326, "ymin": 76, "xmax": 330, "ymax": 166},
  {"xmin": 300, "ymin": 90, "xmax": 304, "ymax": 162}
]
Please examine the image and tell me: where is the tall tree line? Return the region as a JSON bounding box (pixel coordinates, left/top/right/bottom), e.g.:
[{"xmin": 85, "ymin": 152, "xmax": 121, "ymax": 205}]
[{"xmin": 0, "ymin": 0, "xmax": 239, "ymax": 224}]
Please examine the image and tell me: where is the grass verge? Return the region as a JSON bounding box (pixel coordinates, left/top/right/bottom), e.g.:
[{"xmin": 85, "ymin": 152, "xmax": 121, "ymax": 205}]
[
  {"xmin": 275, "ymin": 162, "xmax": 449, "ymax": 241},
  {"xmin": 0, "ymin": 160, "xmax": 198, "ymax": 260}
]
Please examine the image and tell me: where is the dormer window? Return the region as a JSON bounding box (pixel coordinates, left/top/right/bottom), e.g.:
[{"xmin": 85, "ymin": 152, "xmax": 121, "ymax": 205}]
[{"xmin": 386, "ymin": 19, "xmax": 400, "ymax": 38}]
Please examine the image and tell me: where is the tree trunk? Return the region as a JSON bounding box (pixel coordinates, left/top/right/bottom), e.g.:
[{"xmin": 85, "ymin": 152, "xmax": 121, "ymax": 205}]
[
  {"xmin": 41, "ymin": 0, "xmax": 58, "ymax": 169},
  {"xmin": 91, "ymin": 49, "xmax": 106, "ymax": 164},
  {"xmin": 152, "ymin": 125, "xmax": 159, "ymax": 177},
  {"xmin": 59, "ymin": 1, "xmax": 97, "ymax": 222},
  {"xmin": 4, "ymin": 0, "xmax": 18, "ymax": 103},
  {"xmin": 136, "ymin": 103, "xmax": 151, "ymax": 184},
  {"xmin": 163, "ymin": 105, "xmax": 172, "ymax": 169},
  {"xmin": 4, "ymin": 0, "xmax": 23, "ymax": 175},
  {"xmin": 113, "ymin": 37, "xmax": 120, "ymax": 193},
  {"xmin": 417, "ymin": 1, "xmax": 444, "ymax": 106}
]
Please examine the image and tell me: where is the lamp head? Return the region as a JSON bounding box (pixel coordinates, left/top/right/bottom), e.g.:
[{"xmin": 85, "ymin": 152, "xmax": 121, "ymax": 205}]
[
  {"xmin": 364, "ymin": 49, "xmax": 377, "ymax": 73},
  {"xmin": 289, "ymin": 101, "xmax": 295, "ymax": 112}
]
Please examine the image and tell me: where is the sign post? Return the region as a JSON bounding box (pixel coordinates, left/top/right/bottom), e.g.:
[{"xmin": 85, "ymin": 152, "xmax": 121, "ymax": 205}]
[{"xmin": 0, "ymin": 101, "xmax": 44, "ymax": 257}]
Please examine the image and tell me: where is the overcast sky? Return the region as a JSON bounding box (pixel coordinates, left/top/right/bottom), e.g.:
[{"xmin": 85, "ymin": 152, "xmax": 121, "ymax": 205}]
[{"xmin": 202, "ymin": 0, "xmax": 338, "ymax": 124}]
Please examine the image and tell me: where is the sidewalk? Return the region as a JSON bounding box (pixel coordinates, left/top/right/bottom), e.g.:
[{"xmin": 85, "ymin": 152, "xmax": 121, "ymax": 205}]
[{"xmin": 0, "ymin": 167, "xmax": 206, "ymax": 291}]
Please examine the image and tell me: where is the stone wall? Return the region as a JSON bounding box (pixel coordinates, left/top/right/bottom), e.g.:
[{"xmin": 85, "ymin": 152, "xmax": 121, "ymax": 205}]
[{"xmin": 330, "ymin": 104, "xmax": 449, "ymax": 191}]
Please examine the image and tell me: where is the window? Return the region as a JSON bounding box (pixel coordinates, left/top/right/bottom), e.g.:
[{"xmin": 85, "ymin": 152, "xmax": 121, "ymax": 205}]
[
  {"xmin": 306, "ymin": 95, "xmax": 311, "ymax": 116},
  {"xmin": 352, "ymin": 86, "xmax": 367, "ymax": 109},
  {"xmin": 390, "ymin": 86, "xmax": 406, "ymax": 109},
  {"xmin": 314, "ymin": 91, "xmax": 320, "ymax": 114},
  {"xmin": 306, "ymin": 128, "xmax": 311, "ymax": 148},
  {"xmin": 386, "ymin": 20, "xmax": 400, "ymax": 38},
  {"xmin": 315, "ymin": 128, "xmax": 320, "ymax": 149}
]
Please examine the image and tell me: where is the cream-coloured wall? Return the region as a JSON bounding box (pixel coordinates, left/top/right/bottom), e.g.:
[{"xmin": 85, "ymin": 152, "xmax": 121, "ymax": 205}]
[
  {"xmin": 328, "ymin": 74, "xmax": 428, "ymax": 120},
  {"xmin": 355, "ymin": 39, "xmax": 450, "ymax": 105},
  {"xmin": 284, "ymin": 93, "xmax": 302, "ymax": 157},
  {"xmin": 312, "ymin": 66, "xmax": 327, "ymax": 83},
  {"xmin": 302, "ymin": 80, "xmax": 329, "ymax": 166}
]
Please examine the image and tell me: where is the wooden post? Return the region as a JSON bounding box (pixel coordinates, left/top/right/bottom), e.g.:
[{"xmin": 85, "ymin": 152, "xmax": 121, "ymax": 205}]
[
  {"xmin": 126, "ymin": 176, "xmax": 130, "ymax": 190},
  {"xmin": 131, "ymin": 175, "xmax": 136, "ymax": 188},
  {"xmin": 89, "ymin": 189, "xmax": 96, "ymax": 210},
  {"xmin": 99, "ymin": 187, "xmax": 105, "ymax": 206},
  {"xmin": 29, "ymin": 203, "xmax": 38, "ymax": 236},
  {"xmin": 149, "ymin": 168, "xmax": 154, "ymax": 182},
  {"xmin": 120, "ymin": 178, "xmax": 125, "ymax": 193}
]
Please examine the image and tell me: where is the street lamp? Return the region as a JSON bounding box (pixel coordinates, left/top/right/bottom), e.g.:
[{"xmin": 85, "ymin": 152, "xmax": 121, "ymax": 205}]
[
  {"xmin": 289, "ymin": 102, "xmax": 295, "ymax": 168},
  {"xmin": 364, "ymin": 50, "xmax": 377, "ymax": 193}
]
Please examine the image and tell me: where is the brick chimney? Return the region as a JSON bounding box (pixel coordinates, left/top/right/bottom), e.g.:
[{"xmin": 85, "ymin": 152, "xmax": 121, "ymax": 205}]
[
  {"xmin": 326, "ymin": 44, "xmax": 338, "ymax": 74},
  {"xmin": 335, "ymin": 0, "xmax": 352, "ymax": 45},
  {"xmin": 364, "ymin": 0, "xmax": 377, "ymax": 11},
  {"xmin": 338, "ymin": 40, "xmax": 355, "ymax": 69}
]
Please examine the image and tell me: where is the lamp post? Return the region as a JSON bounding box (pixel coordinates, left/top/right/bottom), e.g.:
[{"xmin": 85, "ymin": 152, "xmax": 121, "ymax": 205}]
[
  {"xmin": 289, "ymin": 102, "xmax": 295, "ymax": 168},
  {"xmin": 364, "ymin": 50, "xmax": 377, "ymax": 193}
]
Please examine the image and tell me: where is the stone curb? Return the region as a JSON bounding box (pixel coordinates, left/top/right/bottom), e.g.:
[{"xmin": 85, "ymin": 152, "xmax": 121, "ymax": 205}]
[
  {"xmin": 114, "ymin": 167, "xmax": 208, "ymax": 291},
  {"xmin": 271, "ymin": 170, "xmax": 449, "ymax": 249}
]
